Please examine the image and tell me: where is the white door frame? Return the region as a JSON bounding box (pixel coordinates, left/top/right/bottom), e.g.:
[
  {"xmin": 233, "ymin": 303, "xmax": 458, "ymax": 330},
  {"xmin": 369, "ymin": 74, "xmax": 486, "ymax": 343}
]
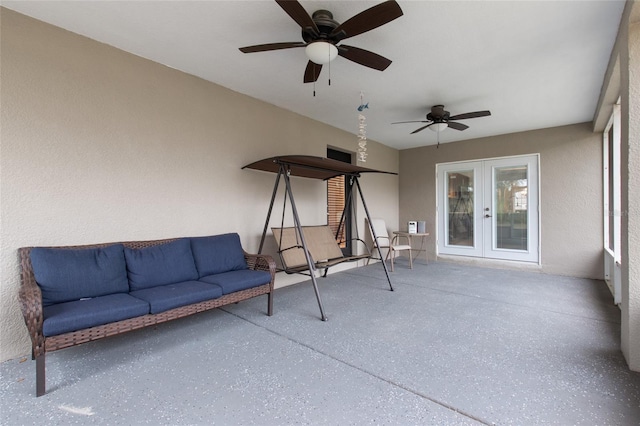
[{"xmin": 436, "ymin": 154, "xmax": 540, "ymax": 263}]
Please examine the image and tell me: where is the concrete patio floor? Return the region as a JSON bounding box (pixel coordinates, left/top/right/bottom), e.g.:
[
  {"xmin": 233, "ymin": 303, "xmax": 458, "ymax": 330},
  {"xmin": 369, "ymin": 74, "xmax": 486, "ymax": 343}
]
[{"xmin": 1, "ymin": 260, "xmax": 639, "ymax": 425}]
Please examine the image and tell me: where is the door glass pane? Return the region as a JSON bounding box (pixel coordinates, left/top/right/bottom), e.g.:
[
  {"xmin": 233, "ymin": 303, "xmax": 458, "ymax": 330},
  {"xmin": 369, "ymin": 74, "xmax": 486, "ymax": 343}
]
[
  {"xmin": 447, "ymin": 171, "xmax": 474, "ymax": 246},
  {"xmin": 495, "ymin": 166, "xmax": 528, "ymax": 250}
]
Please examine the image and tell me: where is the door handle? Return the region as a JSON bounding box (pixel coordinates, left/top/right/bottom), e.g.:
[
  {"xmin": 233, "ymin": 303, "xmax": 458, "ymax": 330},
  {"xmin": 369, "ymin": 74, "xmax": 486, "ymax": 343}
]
[{"xmin": 485, "ymin": 214, "xmax": 492, "ymax": 218}]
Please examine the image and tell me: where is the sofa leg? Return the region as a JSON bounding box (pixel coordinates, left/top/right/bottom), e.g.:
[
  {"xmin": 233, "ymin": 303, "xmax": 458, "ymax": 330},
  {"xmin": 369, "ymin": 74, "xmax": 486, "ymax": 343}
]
[
  {"xmin": 36, "ymin": 354, "xmax": 45, "ymax": 397},
  {"xmin": 267, "ymin": 292, "xmax": 273, "ymax": 316}
]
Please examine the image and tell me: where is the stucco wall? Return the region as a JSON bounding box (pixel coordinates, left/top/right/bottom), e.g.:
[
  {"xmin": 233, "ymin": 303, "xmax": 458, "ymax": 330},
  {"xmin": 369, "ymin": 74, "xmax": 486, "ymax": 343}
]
[
  {"xmin": 621, "ymin": 16, "xmax": 640, "ymax": 371},
  {"xmin": 399, "ymin": 123, "xmax": 603, "ymax": 279},
  {"xmin": 0, "ymin": 9, "xmax": 399, "ymax": 362}
]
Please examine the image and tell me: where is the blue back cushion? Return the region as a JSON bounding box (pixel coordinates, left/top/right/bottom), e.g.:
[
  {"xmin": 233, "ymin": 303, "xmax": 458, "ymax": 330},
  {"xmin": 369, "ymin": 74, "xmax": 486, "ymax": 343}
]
[
  {"xmin": 30, "ymin": 244, "xmax": 129, "ymax": 306},
  {"xmin": 190, "ymin": 234, "xmax": 248, "ymax": 277},
  {"xmin": 125, "ymin": 239, "xmax": 198, "ymax": 291}
]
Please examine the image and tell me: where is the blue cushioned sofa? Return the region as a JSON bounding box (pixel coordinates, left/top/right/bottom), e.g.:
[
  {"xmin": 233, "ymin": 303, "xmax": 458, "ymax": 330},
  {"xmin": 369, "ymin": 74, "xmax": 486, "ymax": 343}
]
[{"xmin": 18, "ymin": 233, "xmax": 276, "ymax": 396}]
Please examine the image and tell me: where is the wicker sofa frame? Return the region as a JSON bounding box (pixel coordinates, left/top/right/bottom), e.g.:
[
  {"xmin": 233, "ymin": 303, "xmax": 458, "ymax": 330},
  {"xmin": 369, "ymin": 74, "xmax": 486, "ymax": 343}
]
[{"xmin": 18, "ymin": 237, "xmax": 276, "ymax": 397}]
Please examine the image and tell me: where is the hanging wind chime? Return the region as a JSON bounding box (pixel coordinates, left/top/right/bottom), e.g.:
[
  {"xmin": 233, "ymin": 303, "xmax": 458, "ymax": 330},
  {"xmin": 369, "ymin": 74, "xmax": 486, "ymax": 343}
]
[{"xmin": 357, "ymin": 92, "xmax": 369, "ymax": 162}]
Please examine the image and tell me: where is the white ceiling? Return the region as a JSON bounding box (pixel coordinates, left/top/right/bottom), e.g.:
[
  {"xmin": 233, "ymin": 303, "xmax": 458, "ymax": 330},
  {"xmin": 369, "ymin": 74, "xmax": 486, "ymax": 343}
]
[{"xmin": 3, "ymin": 0, "xmax": 626, "ymax": 150}]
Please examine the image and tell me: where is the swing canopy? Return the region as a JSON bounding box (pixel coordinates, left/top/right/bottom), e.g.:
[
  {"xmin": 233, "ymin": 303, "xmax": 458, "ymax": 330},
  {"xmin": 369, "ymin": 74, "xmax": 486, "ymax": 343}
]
[{"xmin": 242, "ymin": 155, "xmax": 397, "ymax": 180}]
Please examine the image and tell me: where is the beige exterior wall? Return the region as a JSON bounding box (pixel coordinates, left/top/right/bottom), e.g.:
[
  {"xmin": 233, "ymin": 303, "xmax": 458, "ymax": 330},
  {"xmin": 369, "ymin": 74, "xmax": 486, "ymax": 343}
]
[
  {"xmin": 592, "ymin": 0, "xmax": 640, "ymax": 372},
  {"xmin": 620, "ymin": 11, "xmax": 640, "ymax": 371},
  {"xmin": 399, "ymin": 123, "xmax": 603, "ymax": 279},
  {"xmin": 0, "ymin": 10, "xmax": 399, "ymax": 362}
]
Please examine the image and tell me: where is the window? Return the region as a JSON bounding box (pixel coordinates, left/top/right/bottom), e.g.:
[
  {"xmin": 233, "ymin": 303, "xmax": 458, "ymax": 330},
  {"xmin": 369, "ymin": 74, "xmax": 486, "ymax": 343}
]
[
  {"xmin": 603, "ymin": 99, "xmax": 621, "ymax": 304},
  {"xmin": 608, "ymin": 125, "xmax": 615, "ymax": 251},
  {"xmin": 327, "ymin": 148, "xmax": 353, "ymax": 254},
  {"xmin": 327, "ymin": 174, "xmax": 346, "ymax": 247}
]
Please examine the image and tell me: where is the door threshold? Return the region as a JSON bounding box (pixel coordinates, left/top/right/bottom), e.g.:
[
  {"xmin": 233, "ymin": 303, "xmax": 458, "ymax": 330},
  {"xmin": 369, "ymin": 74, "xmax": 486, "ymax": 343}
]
[{"xmin": 437, "ymin": 254, "xmax": 542, "ymax": 272}]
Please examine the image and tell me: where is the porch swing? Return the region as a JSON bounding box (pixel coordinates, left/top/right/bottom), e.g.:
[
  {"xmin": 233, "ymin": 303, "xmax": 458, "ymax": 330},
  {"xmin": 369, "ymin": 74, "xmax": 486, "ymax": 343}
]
[{"xmin": 243, "ymin": 155, "xmax": 396, "ymax": 321}]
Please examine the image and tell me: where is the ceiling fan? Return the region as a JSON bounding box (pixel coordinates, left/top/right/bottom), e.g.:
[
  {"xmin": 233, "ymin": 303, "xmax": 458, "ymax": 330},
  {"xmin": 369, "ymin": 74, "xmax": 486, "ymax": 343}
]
[
  {"xmin": 393, "ymin": 105, "xmax": 492, "ymax": 134},
  {"xmin": 239, "ymin": 0, "xmax": 403, "ymax": 83}
]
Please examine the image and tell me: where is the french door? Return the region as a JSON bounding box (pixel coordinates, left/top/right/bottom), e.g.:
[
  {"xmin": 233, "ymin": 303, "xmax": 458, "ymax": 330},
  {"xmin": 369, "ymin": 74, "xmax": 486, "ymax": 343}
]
[{"xmin": 437, "ymin": 155, "xmax": 539, "ymax": 263}]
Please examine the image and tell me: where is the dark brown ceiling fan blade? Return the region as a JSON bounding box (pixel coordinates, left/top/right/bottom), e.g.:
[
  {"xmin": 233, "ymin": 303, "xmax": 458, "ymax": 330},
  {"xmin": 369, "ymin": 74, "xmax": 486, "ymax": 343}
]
[
  {"xmin": 447, "ymin": 121, "xmax": 469, "ymax": 131},
  {"xmin": 239, "ymin": 42, "xmax": 306, "ymax": 53},
  {"xmin": 329, "ymin": 0, "xmax": 403, "ymax": 41},
  {"xmin": 392, "ymin": 120, "xmax": 429, "ymax": 124},
  {"xmin": 275, "ymin": 0, "xmax": 318, "ymax": 33},
  {"xmin": 449, "ymin": 110, "xmax": 492, "ymax": 120},
  {"xmin": 411, "ymin": 123, "xmax": 435, "ymax": 134},
  {"xmin": 303, "ymin": 61, "xmax": 322, "ymax": 83},
  {"xmin": 338, "ymin": 45, "xmax": 392, "ymax": 71}
]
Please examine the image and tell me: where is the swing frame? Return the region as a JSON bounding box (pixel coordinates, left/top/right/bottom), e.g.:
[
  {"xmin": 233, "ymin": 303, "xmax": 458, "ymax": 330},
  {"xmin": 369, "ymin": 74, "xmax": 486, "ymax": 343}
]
[{"xmin": 243, "ymin": 155, "xmax": 396, "ymax": 321}]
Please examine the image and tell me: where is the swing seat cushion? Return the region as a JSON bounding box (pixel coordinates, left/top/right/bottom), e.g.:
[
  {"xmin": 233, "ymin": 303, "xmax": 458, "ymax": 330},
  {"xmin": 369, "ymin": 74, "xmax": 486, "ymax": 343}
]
[{"xmin": 272, "ymin": 225, "xmax": 370, "ymax": 272}]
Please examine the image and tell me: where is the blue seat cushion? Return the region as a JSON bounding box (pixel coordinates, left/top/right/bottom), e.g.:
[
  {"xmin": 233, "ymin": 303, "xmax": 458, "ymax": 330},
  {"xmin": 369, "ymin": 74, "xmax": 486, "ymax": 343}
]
[
  {"xmin": 125, "ymin": 239, "xmax": 198, "ymax": 291},
  {"xmin": 198, "ymin": 270, "xmax": 271, "ymax": 295},
  {"xmin": 190, "ymin": 234, "xmax": 248, "ymax": 277},
  {"xmin": 129, "ymin": 281, "xmax": 223, "ymax": 314},
  {"xmin": 42, "ymin": 293, "xmax": 150, "ymax": 337},
  {"xmin": 30, "ymin": 244, "xmax": 129, "ymax": 306}
]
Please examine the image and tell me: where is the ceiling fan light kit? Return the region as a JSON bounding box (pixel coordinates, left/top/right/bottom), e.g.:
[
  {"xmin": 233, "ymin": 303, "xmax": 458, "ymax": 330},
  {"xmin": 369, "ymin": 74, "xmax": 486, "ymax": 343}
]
[
  {"xmin": 305, "ymin": 41, "xmax": 338, "ymax": 64},
  {"xmin": 429, "ymin": 122, "xmax": 448, "ymax": 132}
]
